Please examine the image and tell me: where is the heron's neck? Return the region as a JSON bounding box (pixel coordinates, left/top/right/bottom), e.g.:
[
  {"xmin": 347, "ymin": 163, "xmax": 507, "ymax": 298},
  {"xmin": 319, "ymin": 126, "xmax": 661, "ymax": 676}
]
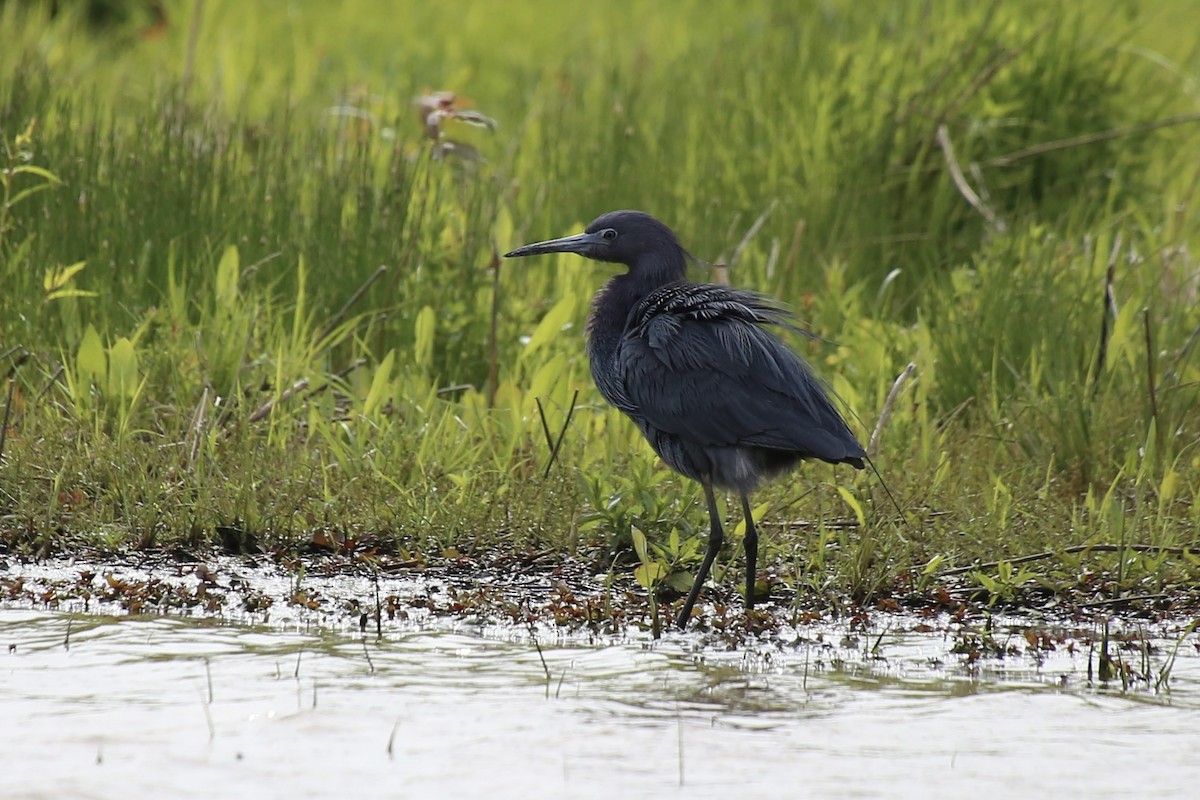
[{"xmin": 586, "ymin": 251, "xmax": 686, "ymax": 366}]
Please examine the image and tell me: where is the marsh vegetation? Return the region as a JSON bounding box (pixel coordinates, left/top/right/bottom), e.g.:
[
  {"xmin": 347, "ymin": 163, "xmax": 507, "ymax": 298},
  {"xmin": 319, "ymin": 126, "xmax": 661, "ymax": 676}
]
[{"xmin": 1, "ymin": 0, "xmax": 1199, "ymax": 626}]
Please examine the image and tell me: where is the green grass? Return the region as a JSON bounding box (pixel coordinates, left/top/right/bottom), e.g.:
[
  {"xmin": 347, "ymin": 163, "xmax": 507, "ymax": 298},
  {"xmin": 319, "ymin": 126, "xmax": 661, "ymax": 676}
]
[{"xmin": 2, "ymin": 0, "xmax": 1199, "ymax": 621}]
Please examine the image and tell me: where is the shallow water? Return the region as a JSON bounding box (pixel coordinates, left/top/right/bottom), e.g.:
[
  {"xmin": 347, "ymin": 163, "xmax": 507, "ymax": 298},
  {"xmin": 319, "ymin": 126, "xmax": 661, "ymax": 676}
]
[{"xmin": 4, "ymin": 603, "xmax": 1199, "ymax": 800}]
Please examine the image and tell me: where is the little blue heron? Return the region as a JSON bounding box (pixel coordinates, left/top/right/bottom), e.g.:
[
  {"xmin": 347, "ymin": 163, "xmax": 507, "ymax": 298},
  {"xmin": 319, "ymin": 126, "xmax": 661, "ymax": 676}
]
[{"xmin": 505, "ymin": 210, "xmax": 866, "ymax": 629}]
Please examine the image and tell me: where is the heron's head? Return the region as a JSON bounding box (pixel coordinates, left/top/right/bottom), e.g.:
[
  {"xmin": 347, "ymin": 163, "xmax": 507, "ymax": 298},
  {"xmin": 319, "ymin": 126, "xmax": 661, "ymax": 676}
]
[{"xmin": 504, "ymin": 210, "xmax": 684, "ymax": 269}]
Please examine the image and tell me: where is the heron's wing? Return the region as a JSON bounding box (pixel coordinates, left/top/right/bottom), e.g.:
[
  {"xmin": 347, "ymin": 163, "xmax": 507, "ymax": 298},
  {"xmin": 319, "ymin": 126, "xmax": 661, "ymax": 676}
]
[{"xmin": 614, "ymin": 284, "xmax": 863, "ymax": 461}]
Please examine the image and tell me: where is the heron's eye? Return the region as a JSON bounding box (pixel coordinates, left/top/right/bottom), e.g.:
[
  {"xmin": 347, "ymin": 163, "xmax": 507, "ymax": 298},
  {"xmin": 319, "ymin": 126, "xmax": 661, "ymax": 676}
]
[{"xmin": 601, "ymin": 228, "xmax": 618, "ymax": 241}]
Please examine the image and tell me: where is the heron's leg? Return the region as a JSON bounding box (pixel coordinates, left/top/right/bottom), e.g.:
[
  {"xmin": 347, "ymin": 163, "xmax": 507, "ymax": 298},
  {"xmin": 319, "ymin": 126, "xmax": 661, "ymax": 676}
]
[
  {"xmin": 741, "ymin": 494, "xmax": 758, "ymax": 609},
  {"xmin": 677, "ymin": 482, "xmax": 724, "ymax": 629}
]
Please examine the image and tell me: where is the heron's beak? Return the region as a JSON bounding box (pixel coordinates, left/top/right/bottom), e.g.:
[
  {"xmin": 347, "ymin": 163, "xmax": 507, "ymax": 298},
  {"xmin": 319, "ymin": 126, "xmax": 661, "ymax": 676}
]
[{"xmin": 504, "ymin": 231, "xmax": 604, "ymax": 259}]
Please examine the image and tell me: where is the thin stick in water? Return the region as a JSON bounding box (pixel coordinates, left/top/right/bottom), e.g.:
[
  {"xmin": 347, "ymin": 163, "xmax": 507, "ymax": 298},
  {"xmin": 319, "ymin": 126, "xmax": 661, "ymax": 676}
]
[
  {"xmin": 387, "ymin": 718, "xmax": 400, "ymax": 759},
  {"xmin": 373, "ymin": 570, "xmax": 383, "ymax": 639},
  {"xmin": 676, "ymin": 704, "xmax": 685, "ymax": 787},
  {"xmin": 522, "ymin": 600, "xmax": 551, "ymax": 683},
  {"xmin": 200, "ymin": 689, "xmax": 215, "ymax": 742},
  {"xmin": 361, "ymin": 636, "xmax": 375, "ymax": 674}
]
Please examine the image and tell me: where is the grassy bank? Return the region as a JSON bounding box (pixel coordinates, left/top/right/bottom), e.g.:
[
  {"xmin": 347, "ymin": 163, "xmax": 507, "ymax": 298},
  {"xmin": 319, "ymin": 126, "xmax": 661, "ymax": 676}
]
[{"xmin": 2, "ymin": 0, "xmax": 1199, "ymax": 621}]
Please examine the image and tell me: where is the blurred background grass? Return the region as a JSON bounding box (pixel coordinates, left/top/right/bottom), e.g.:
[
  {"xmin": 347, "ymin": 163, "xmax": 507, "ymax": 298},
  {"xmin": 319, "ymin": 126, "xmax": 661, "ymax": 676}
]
[{"xmin": 1, "ymin": 0, "xmax": 1198, "ymax": 611}]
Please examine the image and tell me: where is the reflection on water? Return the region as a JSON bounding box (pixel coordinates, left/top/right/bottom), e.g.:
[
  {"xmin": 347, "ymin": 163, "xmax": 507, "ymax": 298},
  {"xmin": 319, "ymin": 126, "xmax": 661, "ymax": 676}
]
[{"xmin": 2, "ymin": 608, "xmax": 1198, "ymax": 799}]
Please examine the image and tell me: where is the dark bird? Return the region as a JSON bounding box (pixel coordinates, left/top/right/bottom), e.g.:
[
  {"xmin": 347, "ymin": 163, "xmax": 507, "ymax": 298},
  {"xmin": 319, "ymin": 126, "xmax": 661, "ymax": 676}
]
[{"xmin": 505, "ymin": 210, "xmax": 865, "ymax": 629}]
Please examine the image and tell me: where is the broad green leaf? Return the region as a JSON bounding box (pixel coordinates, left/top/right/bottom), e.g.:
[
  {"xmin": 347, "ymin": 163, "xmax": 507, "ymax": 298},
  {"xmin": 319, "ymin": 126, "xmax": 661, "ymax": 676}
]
[
  {"xmin": 413, "ymin": 305, "xmax": 436, "ymax": 369},
  {"xmin": 522, "ymin": 293, "xmax": 576, "ymax": 358},
  {"xmin": 107, "ymin": 337, "xmax": 139, "ymax": 398},
  {"xmin": 364, "ymin": 350, "xmax": 395, "ymax": 417},
  {"xmin": 1159, "ymin": 468, "xmax": 1178, "ymax": 505},
  {"xmin": 492, "ymin": 206, "xmax": 514, "ymax": 250},
  {"xmin": 635, "ymin": 561, "xmax": 667, "ymax": 589},
  {"xmin": 76, "ymin": 324, "xmax": 106, "ymax": 388},
  {"xmin": 734, "ymin": 501, "xmax": 770, "ymax": 536},
  {"xmin": 667, "ymin": 572, "xmax": 694, "ymax": 593},
  {"xmin": 631, "ymin": 527, "xmax": 650, "ymax": 563},
  {"xmin": 836, "ymin": 486, "xmax": 866, "ymax": 528},
  {"xmin": 1107, "ymin": 300, "xmax": 1141, "ymax": 372},
  {"xmin": 215, "ymin": 245, "xmax": 240, "ymax": 309},
  {"xmin": 526, "ymin": 353, "xmax": 566, "ymax": 402}
]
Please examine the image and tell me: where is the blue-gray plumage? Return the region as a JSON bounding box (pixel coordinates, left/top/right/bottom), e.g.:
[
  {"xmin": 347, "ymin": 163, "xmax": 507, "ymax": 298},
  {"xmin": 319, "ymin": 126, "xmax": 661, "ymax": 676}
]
[{"xmin": 505, "ymin": 210, "xmax": 865, "ymax": 629}]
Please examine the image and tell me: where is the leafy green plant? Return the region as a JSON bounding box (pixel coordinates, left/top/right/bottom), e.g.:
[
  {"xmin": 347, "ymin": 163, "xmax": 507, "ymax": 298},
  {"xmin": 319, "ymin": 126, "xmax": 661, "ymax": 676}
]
[
  {"xmin": 972, "ymin": 560, "xmax": 1039, "ymax": 607},
  {"xmin": 0, "ymin": 120, "xmax": 60, "ymax": 247}
]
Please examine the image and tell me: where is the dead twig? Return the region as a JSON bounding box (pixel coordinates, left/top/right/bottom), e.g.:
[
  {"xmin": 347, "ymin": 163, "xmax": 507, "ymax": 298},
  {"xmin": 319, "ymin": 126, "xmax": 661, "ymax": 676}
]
[
  {"xmin": 1143, "ymin": 308, "xmax": 1161, "ymax": 454},
  {"xmin": 729, "ymin": 201, "xmax": 777, "ymax": 270},
  {"xmin": 318, "ymin": 265, "xmax": 388, "ymax": 343},
  {"xmin": 936, "ymin": 124, "xmax": 1007, "ymax": 233},
  {"xmin": 0, "ymin": 372, "xmax": 15, "ymax": 465},
  {"xmin": 186, "ymin": 387, "xmax": 210, "ymax": 471},
  {"xmin": 986, "ymin": 113, "xmax": 1200, "ymax": 168},
  {"xmin": 710, "ymin": 262, "xmax": 729, "ymax": 286},
  {"xmin": 247, "ymin": 378, "xmax": 310, "ymax": 423},
  {"xmin": 780, "ymin": 218, "xmax": 807, "ymax": 281},
  {"xmin": 536, "ymin": 389, "xmax": 580, "ymax": 480},
  {"xmin": 1079, "ymin": 593, "xmax": 1170, "ymax": 610},
  {"xmin": 939, "ymin": 543, "xmax": 1200, "ymax": 577},
  {"xmin": 486, "ymin": 246, "xmax": 502, "ymax": 407},
  {"xmin": 868, "ymin": 362, "xmax": 916, "ymax": 456},
  {"xmin": 1092, "ymin": 234, "xmax": 1122, "ymax": 392}
]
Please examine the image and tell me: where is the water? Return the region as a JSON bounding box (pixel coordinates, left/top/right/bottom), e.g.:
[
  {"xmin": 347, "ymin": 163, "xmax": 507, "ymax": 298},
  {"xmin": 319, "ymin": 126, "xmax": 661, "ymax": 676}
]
[{"xmin": 3, "ymin": 563, "xmax": 1199, "ymax": 799}]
